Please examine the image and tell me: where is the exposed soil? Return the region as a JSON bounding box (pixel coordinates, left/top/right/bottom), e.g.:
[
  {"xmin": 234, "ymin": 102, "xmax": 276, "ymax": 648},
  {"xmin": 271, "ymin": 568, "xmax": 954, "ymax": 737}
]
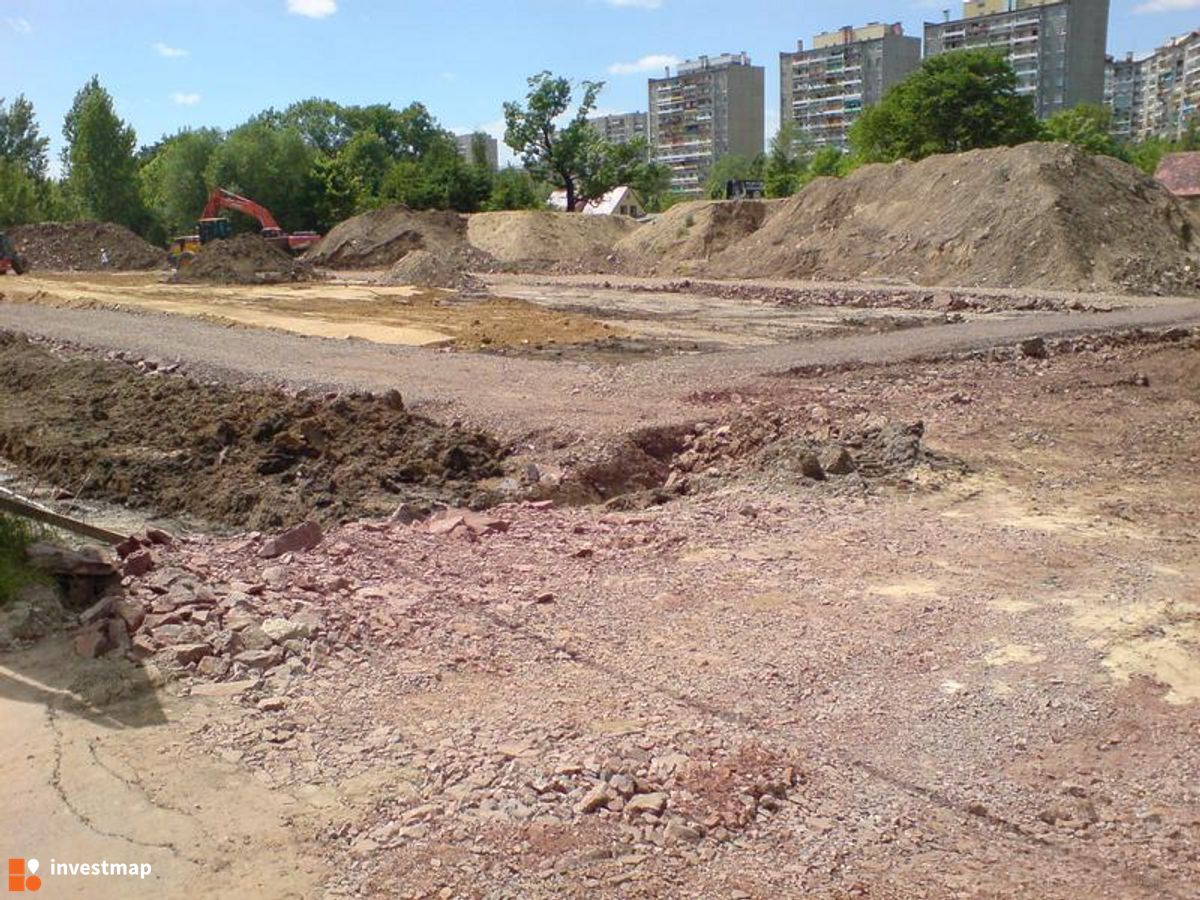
[
  {"xmin": 706, "ymin": 142, "xmax": 1200, "ymax": 294},
  {"xmin": 306, "ymin": 205, "xmax": 476, "ymax": 269},
  {"xmin": 8, "ymin": 221, "xmax": 164, "ymax": 271},
  {"xmin": 467, "ymin": 210, "xmax": 640, "ymax": 269},
  {"xmin": 173, "ymin": 234, "xmax": 314, "ymax": 284},
  {"xmin": 615, "ymin": 199, "xmax": 777, "ymax": 275},
  {"xmin": 384, "ymin": 249, "xmax": 489, "ymax": 292},
  {"xmin": 0, "ymin": 332, "xmax": 509, "ymax": 529}
]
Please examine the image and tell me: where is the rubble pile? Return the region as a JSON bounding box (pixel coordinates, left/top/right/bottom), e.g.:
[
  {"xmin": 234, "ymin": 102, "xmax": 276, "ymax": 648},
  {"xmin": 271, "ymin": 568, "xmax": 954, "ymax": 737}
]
[{"xmin": 8, "ymin": 221, "xmax": 164, "ymax": 271}]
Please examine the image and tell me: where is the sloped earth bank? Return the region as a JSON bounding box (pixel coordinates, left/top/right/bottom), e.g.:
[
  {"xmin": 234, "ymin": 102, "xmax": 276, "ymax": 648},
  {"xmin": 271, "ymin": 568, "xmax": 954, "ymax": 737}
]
[
  {"xmin": 467, "ymin": 210, "xmax": 640, "ymax": 270},
  {"xmin": 8, "ymin": 220, "xmax": 164, "ymax": 271},
  {"xmin": 173, "ymin": 233, "xmax": 314, "ymax": 285},
  {"xmin": 6, "ymin": 332, "xmax": 1197, "ymax": 897},
  {"xmin": 305, "ymin": 205, "xmax": 487, "ymax": 270},
  {"xmin": 613, "ymin": 199, "xmax": 777, "ymax": 276},
  {"xmin": 702, "ymin": 143, "xmax": 1200, "ymax": 295},
  {"xmin": 0, "ymin": 332, "xmax": 507, "ymax": 530}
]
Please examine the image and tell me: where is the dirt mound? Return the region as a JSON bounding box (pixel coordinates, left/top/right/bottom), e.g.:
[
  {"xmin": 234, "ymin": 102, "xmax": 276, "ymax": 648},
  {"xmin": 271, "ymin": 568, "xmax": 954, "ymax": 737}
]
[
  {"xmin": 383, "ymin": 248, "xmax": 490, "ymax": 292},
  {"xmin": 307, "ymin": 205, "xmax": 470, "ymax": 269},
  {"xmin": 707, "ymin": 142, "xmax": 1200, "ymax": 294},
  {"xmin": 173, "ymin": 234, "xmax": 312, "ymax": 284},
  {"xmin": 467, "ymin": 210, "xmax": 639, "ymax": 269},
  {"xmin": 0, "ymin": 333, "xmax": 509, "ymax": 530},
  {"xmin": 614, "ymin": 200, "xmax": 775, "ymax": 275},
  {"xmin": 8, "ymin": 221, "xmax": 163, "ymax": 271}
]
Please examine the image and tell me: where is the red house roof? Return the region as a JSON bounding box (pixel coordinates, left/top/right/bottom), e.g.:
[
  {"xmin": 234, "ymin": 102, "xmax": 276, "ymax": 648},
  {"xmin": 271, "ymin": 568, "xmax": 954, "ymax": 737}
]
[{"xmin": 1155, "ymin": 152, "xmax": 1200, "ymax": 198}]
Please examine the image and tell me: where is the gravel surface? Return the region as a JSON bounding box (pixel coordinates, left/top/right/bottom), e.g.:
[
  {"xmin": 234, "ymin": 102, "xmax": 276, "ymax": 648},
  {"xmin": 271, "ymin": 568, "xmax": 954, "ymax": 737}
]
[{"xmin": 4, "ymin": 295, "xmax": 1200, "ymax": 446}]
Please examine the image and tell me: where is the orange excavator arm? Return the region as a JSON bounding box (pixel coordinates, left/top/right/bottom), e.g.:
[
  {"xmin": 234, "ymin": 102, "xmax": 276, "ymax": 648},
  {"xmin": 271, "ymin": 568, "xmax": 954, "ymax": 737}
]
[{"xmin": 201, "ymin": 187, "xmax": 282, "ymax": 232}]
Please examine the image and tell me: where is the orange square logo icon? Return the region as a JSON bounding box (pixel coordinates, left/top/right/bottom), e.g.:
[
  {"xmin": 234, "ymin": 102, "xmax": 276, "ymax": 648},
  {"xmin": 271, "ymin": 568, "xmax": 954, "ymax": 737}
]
[{"xmin": 6, "ymin": 859, "xmax": 40, "ymax": 892}]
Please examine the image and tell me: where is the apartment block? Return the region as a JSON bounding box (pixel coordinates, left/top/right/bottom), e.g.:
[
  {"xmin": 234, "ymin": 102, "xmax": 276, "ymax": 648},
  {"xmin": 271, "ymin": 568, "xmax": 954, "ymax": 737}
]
[
  {"xmin": 589, "ymin": 112, "xmax": 648, "ymax": 146},
  {"xmin": 1104, "ymin": 53, "xmax": 1142, "ymax": 142},
  {"xmin": 924, "ymin": 0, "xmax": 1110, "ymax": 119},
  {"xmin": 455, "ymin": 132, "xmax": 499, "ymax": 172},
  {"xmin": 648, "ymin": 53, "xmax": 765, "ymax": 195},
  {"xmin": 780, "ymin": 23, "xmax": 921, "ymax": 150},
  {"xmin": 1134, "ymin": 30, "xmax": 1200, "ymax": 141}
]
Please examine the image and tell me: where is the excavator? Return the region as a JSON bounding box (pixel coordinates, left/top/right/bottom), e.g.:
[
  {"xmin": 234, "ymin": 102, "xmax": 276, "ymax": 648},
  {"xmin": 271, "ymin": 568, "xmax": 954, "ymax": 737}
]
[
  {"xmin": 0, "ymin": 231, "xmax": 27, "ymax": 275},
  {"xmin": 168, "ymin": 187, "xmax": 320, "ymax": 266}
]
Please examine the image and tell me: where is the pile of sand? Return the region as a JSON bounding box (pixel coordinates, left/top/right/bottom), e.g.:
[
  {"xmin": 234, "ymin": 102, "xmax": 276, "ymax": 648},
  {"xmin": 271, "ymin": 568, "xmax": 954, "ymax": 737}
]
[
  {"xmin": 614, "ymin": 200, "xmax": 776, "ymax": 275},
  {"xmin": 8, "ymin": 221, "xmax": 164, "ymax": 271},
  {"xmin": 707, "ymin": 142, "xmax": 1200, "ymax": 294},
  {"xmin": 306, "ymin": 205, "xmax": 470, "ymax": 269},
  {"xmin": 467, "ymin": 210, "xmax": 639, "ymax": 269},
  {"xmin": 173, "ymin": 234, "xmax": 312, "ymax": 284}
]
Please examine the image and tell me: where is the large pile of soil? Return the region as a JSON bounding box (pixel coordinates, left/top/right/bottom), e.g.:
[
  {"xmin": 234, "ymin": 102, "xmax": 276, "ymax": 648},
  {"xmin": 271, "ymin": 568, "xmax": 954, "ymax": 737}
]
[
  {"xmin": 467, "ymin": 210, "xmax": 639, "ymax": 269},
  {"xmin": 614, "ymin": 200, "xmax": 775, "ymax": 275},
  {"xmin": 8, "ymin": 221, "xmax": 163, "ymax": 271},
  {"xmin": 306, "ymin": 205, "xmax": 470, "ymax": 269},
  {"xmin": 173, "ymin": 234, "xmax": 312, "ymax": 284},
  {"xmin": 0, "ymin": 333, "xmax": 508, "ymax": 530},
  {"xmin": 707, "ymin": 142, "xmax": 1200, "ymax": 294}
]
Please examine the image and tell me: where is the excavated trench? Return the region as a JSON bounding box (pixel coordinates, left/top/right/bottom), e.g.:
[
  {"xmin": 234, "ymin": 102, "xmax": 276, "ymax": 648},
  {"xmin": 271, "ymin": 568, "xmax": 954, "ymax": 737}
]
[{"xmin": 0, "ymin": 331, "xmax": 957, "ymax": 536}]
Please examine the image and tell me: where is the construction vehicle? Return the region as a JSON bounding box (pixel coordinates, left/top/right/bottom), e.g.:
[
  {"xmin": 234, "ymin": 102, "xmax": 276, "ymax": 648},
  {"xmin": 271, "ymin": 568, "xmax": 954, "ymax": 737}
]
[
  {"xmin": 168, "ymin": 187, "xmax": 321, "ymax": 266},
  {"xmin": 0, "ymin": 232, "xmax": 27, "ymax": 275}
]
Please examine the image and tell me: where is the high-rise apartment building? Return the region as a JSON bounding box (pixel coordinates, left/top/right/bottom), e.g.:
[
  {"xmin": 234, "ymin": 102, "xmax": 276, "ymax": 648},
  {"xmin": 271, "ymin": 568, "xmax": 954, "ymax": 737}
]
[
  {"xmin": 648, "ymin": 53, "xmax": 765, "ymax": 195},
  {"xmin": 924, "ymin": 0, "xmax": 1110, "ymax": 119},
  {"xmin": 455, "ymin": 132, "xmax": 499, "ymax": 172},
  {"xmin": 589, "ymin": 112, "xmax": 648, "ymax": 146},
  {"xmin": 779, "ymin": 23, "xmax": 921, "ymax": 150},
  {"xmin": 1134, "ymin": 30, "xmax": 1200, "ymax": 142},
  {"xmin": 1104, "ymin": 53, "xmax": 1142, "ymax": 142}
]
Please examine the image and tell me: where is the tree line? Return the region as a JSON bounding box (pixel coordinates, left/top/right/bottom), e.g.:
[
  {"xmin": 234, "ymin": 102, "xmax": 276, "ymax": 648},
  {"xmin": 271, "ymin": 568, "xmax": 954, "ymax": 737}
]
[{"xmin": 1, "ymin": 55, "xmax": 1194, "ymax": 240}]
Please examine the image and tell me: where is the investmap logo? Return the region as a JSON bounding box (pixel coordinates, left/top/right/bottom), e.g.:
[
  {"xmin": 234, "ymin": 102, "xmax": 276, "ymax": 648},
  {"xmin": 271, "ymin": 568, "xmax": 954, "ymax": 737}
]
[
  {"xmin": 7, "ymin": 857, "xmax": 153, "ymax": 891},
  {"xmin": 7, "ymin": 859, "xmax": 40, "ymax": 893}
]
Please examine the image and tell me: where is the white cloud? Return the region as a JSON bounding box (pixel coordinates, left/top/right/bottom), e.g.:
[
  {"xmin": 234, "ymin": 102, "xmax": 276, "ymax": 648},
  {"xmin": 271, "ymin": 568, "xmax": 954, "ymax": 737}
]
[
  {"xmin": 287, "ymin": 0, "xmax": 337, "ymax": 18},
  {"xmin": 607, "ymin": 0, "xmax": 662, "ymax": 8},
  {"xmin": 6, "ymin": 17, "xmax": 32, "ymax": 34},
  {"xmin": 171, "ymin": 92, "xmax": 202, "ymax": 105},
  {"xmin": 608, "ymin": 53, "xmax": 680, "ymax": 75},
  {"xmin": 153, "ymin": 41, "xmax": 188, "ymax": 57},
  {"xmin": 1134, "ymin": 0, "xmax": 1200, "ymax": 10}
]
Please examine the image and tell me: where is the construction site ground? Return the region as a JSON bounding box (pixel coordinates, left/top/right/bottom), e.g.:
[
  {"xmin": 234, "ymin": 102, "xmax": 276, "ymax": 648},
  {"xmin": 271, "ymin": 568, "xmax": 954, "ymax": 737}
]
[{"xmin": 2, "ymin": 269, "xmax": 1200, "ymax": 898}]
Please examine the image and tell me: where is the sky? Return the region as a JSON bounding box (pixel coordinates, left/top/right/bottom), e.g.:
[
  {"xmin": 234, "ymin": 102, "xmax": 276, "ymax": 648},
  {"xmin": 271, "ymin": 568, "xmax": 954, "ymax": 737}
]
[{"xmin": 2, "ymin": 0, "xmax": 1199, "ymax": 171}]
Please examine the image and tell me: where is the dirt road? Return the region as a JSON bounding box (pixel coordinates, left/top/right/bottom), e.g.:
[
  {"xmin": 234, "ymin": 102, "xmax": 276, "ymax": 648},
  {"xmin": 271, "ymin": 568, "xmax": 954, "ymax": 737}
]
[{"xmin": 4, "ymin": 292, "xmax": 1200, "ymax": 442}]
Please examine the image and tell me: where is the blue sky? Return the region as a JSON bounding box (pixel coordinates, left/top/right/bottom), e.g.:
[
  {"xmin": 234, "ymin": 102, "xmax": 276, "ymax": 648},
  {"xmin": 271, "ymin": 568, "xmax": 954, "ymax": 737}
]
[{"xmin": 2, "ymin": 0, "xmax": 1198, "ymax": 170}]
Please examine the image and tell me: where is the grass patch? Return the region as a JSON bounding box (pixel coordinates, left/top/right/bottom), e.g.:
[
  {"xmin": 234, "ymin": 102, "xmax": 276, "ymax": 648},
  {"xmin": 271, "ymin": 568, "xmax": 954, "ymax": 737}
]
[{"xmin": 0, "ymin": 512, "xmax": 50, "ymax": 606}]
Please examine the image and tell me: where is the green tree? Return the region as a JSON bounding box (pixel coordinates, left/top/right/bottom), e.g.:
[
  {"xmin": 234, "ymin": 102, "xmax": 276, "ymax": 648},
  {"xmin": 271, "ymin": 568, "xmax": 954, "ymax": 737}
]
[
  {"xmin": 139, "ymin": 128, "xmax": 222, "ymax": 237},
  {"xmin": 808, "ymin": 146, "xmax": 846, "ymax": 179},
  {"xmin": 205, "ymin": 122, "xmax": 317, "ymax": 231},
  {"xmin": 504, "ymin": 72, "xmax": 642, "ymax": 211},
  {"xmin": 850, "ymin": 50, "xmax": 1041, "ymax": 163},
  {"xmin": 484, "ymin": 167, "xmax": 546, "ymax": 211},
  {"xmin": 0, "ymin": 159, "xmax": 43, "ymax": 225},
  {"xmin": 704, "ymin": 153, "xmax": 765, "ymax": 199},
  {"xmin": 339, "ymin": 129, "xmax": 394, "ymax": 200},
  {"xmin": 64, "ymin": 78, "xmax": 144, "ymax": 228},
  {"xmin": 764, "ymin": 122, "xmax": 810, "ymax": 197},
  {"xmin": 1126, "ymin": 136, "xmax": 1173, "ymax": 175},
  {"xmin": 0, "ymin": 95, "xmax": 49, "ymax": 179},
  {"xmin": 1042, "ymin": 104, "xmax": 1121, "ymax": 157}
]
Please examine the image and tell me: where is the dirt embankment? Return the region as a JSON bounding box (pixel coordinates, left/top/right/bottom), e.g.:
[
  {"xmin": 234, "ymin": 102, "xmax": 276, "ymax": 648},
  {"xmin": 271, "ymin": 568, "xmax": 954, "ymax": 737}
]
[
  {"xmin": 174, "ymin": 234, "xmax": 314, "ymax": 284},
  {"xmin": 707, "ymin": 142, "xmax": 1200, "ymax": 294},
  {"xmin": 467, "ymin": 210, "xmax": 640, "ymax": 270},
  {"xmin": 614, "ymin": 200, "xmax": 777, "ymax": 275},
  {"xmin": 0, "ymin": 333, "xmax": 509, "ymax": 530},
  {"xmin": 306, "ymin": 205, "xmax": 478, "ymax": 269},
  {"xmin": 8, "ymin": 221, "xmax": 164, "ymax": 271}
]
